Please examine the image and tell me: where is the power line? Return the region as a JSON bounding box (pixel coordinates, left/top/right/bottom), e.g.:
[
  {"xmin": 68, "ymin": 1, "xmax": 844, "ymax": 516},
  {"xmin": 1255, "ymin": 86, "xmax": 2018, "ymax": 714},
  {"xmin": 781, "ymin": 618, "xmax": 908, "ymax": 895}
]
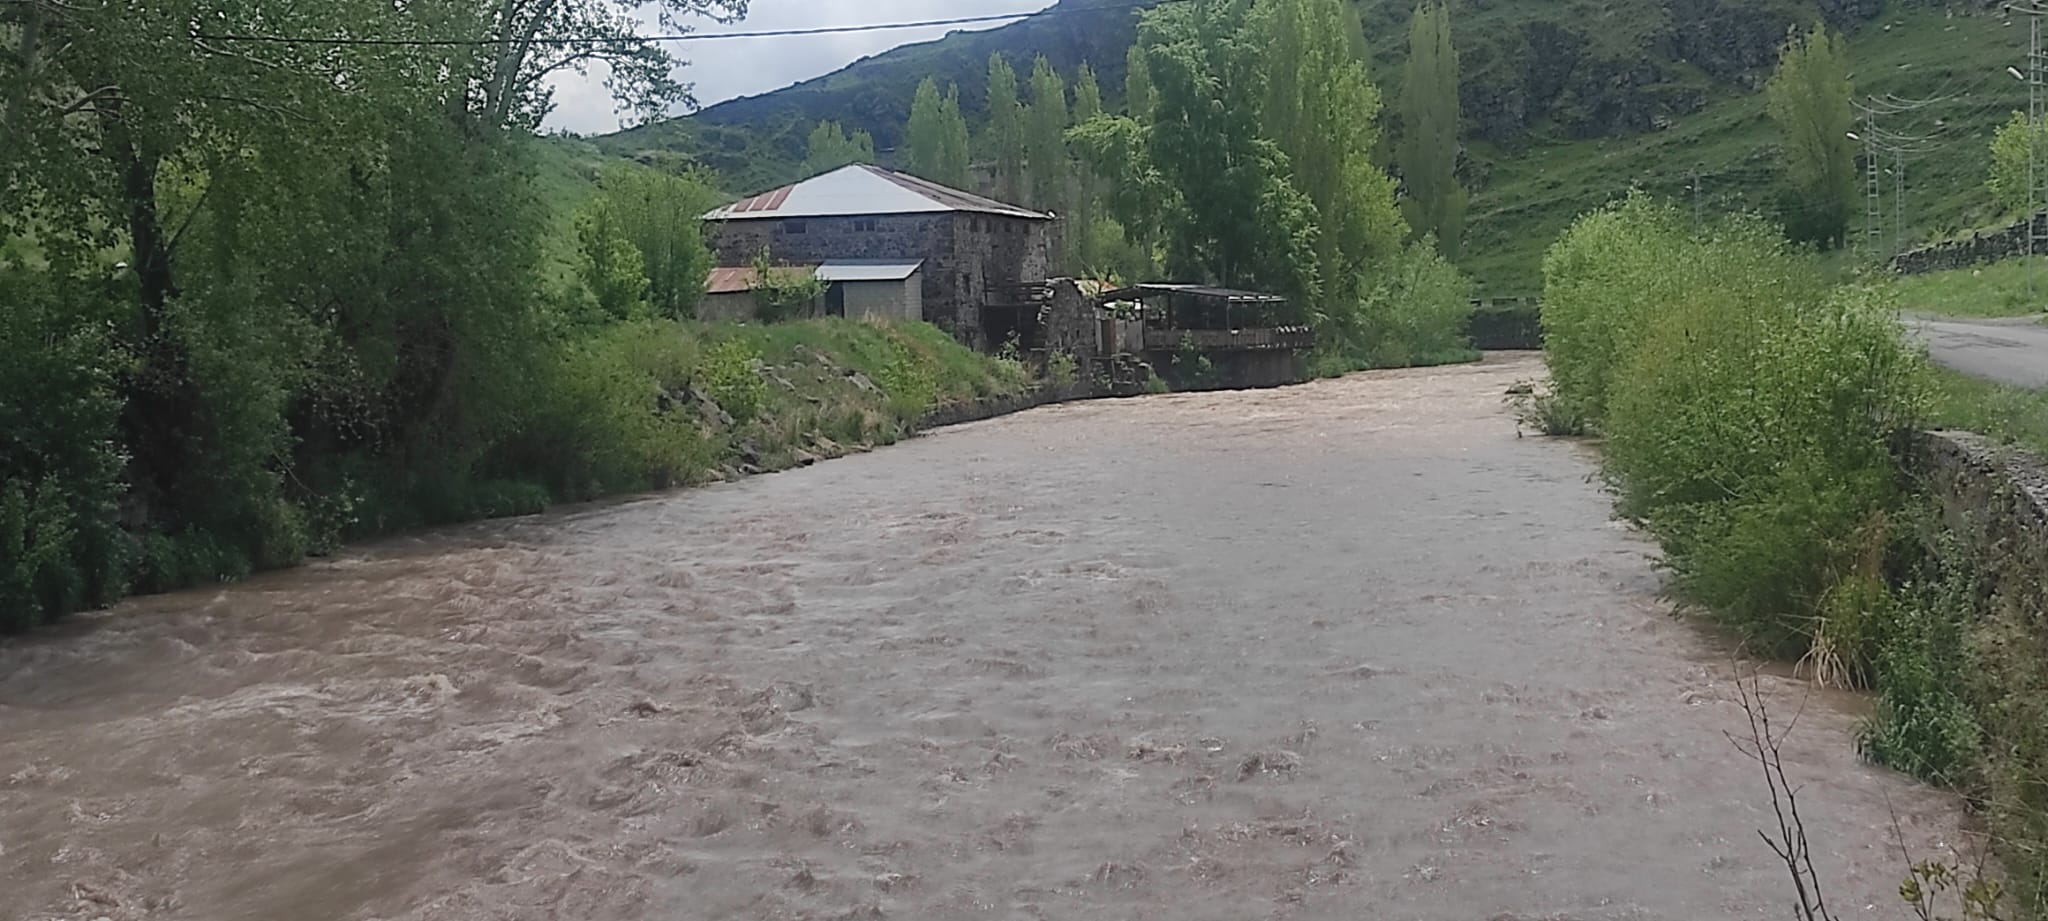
[{"xmin": 191, "ymin": 2, "xmax": 1170, "ymax": 47}]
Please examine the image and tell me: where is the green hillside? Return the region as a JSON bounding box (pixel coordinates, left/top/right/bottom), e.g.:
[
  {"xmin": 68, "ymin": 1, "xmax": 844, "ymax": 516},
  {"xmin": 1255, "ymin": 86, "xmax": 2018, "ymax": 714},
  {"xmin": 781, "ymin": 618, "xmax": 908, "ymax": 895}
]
[
  {"xmin": 1467, "ymin": 5, "xmax": 2029, "ymax": 293},
  {"xmin": 589, "ymin": 0, "xmax": 2029, "ymax": 292}
]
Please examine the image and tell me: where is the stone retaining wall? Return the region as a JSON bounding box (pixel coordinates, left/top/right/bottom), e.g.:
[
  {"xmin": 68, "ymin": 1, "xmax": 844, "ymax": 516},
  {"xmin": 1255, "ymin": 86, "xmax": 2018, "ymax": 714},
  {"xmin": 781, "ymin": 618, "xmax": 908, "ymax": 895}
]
[
  {"xmin": 1901, "ymin": 428, "xmax": 2048, "ymax": 882},
  {"xmin": 1892, "ymin": 213, "xmax": 2048, "ymax": 275}
]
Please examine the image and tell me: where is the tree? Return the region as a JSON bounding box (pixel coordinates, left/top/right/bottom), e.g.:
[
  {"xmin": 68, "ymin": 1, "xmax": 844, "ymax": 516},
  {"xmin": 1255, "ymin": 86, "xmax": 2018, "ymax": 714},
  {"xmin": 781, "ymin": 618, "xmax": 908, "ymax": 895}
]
[
  {"xmin": 1074, "ymin": 64, "xmax": 1105, "ymax": 124},
  {"xmin": 908, "ymin": 77, "xmax": 971, "ymax": 186},
  {"xmin": 1766, "ymin": 25, "xmax": 1856, "ymax": 249},
  {"xmin": 1140, "ymin": 0, "xmax": 1318, "ymax": 302},
  {"xmin": 985, "ymin": 54, "xmax": 1027, "ymax": 202},
  {"xmin": 941, "ymin": 87, "xmax": 973, "ymax": 189},
  {"xmin": 577, "ymin": 199, "xmax": 652, "ymax": 321},
  {"xmin": 1397, "ymin": 0, "xmax": 1466, "ymax": 259},
  {"xmin": 1988, "ymin": 111, "xmax": 2048, "ymax": 217},
  {"xmin": 1264, "ymin": 0, "xmax": 1409, "ymax": 345},
  {"xmin": 466, "ymin": 0, "xmax": 749, "ymax": 129},
  {"xmin": 1125, "ymin": 44, "xmax": 1157, "ymax": 123},
  {"xmin": 594, "ymin": 165, "xmax": 721, "ymax": 318},
  {"xmin": 1025, "ymin": 57, "xmax": 1073, "ymax": 270},
  {"xmin": 805, "ymin": 121, "xmax": 876, "ymax": 175}
]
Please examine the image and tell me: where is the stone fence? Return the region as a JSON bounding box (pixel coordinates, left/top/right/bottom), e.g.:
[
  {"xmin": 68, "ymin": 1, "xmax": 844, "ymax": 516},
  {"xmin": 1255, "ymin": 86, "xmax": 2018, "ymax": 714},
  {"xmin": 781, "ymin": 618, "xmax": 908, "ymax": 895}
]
[{"xmin": 1891, "ymin": 212, "xmax": 2048, "ymax": 276}]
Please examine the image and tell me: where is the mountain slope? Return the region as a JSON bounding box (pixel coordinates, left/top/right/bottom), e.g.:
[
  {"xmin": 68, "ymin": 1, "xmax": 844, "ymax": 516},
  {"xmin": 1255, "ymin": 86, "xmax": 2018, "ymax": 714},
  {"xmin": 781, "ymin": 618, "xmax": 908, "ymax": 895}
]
[
  {"xmin": 599, "ymin": 0, "xmax": 1163, "ymax": 194},
  {"xmin": 598, "ymin": 0, "xmax": 2026, "ymax": 291}
]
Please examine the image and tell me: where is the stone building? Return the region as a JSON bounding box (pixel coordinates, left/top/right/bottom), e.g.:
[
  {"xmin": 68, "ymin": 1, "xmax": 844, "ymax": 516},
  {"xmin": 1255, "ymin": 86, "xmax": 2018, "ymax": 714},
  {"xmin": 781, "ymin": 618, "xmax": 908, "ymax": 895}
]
[{"xmin": 704, "ymin": 164, "xmax": 1053, "ymax": 349}]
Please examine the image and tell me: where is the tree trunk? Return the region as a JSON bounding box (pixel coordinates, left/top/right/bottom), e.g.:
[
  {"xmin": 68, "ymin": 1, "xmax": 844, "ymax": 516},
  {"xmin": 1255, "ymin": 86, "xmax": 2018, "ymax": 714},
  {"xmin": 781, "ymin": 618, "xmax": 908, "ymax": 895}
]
[{"xmin": 103, "ymin": 102, "xmax": 202, "ymax": 527}]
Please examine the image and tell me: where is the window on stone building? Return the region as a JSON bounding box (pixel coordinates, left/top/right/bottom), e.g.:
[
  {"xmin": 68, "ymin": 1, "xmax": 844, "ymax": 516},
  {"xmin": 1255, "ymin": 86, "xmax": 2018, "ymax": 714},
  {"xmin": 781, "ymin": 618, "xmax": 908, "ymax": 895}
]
[
  {"xmin": 783, "ymin": 220, "xmax": 808, "ymax": 234},
  {"xmin": 852, "ymin": 218, "xmax": 877, "ymax": 232}
]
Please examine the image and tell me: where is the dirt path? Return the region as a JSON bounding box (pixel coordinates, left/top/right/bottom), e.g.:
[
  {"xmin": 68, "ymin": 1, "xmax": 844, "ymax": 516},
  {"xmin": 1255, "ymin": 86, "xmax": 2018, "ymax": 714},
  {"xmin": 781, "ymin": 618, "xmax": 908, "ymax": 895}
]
[{"xmin": 0, "ymin": 355, "xmax": 1966, "ymax": 920}]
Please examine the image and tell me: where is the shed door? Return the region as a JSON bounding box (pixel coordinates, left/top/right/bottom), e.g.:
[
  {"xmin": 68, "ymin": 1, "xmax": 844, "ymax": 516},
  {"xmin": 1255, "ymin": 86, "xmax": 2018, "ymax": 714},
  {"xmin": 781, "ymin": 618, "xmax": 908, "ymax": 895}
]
[{"xmin": 826, "ymin": 283, "xmax": 846, "ymax": 318}]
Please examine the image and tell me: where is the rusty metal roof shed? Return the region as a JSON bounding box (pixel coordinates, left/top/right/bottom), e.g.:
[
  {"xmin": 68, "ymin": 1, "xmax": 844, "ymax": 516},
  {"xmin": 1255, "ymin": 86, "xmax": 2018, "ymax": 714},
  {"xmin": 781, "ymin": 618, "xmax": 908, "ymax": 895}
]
[{"xmin": 704, "ymin": 164, "xmax": 1051, "ymax": 222}]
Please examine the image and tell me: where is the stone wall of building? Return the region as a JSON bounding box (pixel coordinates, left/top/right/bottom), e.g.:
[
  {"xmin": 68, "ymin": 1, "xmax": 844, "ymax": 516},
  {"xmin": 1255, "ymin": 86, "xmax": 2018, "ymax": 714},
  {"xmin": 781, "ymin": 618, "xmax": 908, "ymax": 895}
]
[
  {"xmin": 1892, "ymin": 212, "xmax": 2048, "ymax": 276},
  {"xmin": 708, "ymin": 213, "xmax": 1053, "ymax": 349}
]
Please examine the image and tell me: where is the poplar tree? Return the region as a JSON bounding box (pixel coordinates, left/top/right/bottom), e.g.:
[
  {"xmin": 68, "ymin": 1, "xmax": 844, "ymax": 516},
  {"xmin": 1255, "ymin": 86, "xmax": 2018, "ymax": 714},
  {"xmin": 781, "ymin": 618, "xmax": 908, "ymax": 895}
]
[
  {"xmin": 804, "ymin": 121, "xmax": 875, "ymax": 175},
  {"xmin": 908, "ymin": 77, "xmax": 971, "ymax": 186},
  {"xmin": 985, "ymin": 54, "xmax": 1027, "ymax": 201},
  {"xmin": 1125, "ymin": 44, "xmax": 1157, "ymax": 123},
  {"xmin": 1398, "ymin": 0, "xmax": 1466, "ymax": 259},
  {"xmin": 941, "ymin": 87, "xmax": 972, "ymax": 188},
  {"xmin": 1025, "ymin": 56, "xmax": 1072, "ymax": 215},
  {"xmin": 1766, "ymin": 24, "xmax": 1856, "ymax": 248}
]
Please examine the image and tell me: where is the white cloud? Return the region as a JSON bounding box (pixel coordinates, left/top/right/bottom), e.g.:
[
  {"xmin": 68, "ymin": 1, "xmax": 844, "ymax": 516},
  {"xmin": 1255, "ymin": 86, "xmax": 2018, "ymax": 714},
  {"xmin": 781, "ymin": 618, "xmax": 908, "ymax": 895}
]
[{"xmin": 543, "ymin": 0, "xmax": 1049, "ymax": 136}]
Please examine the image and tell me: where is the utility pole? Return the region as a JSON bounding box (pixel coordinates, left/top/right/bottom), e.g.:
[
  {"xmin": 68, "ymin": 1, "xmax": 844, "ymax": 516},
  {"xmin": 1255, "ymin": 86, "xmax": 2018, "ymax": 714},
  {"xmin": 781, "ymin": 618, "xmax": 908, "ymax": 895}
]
[
  {"xmin": 1863, "ymin": 106, "xmax": 1883, "ymax": 262},
  {"xmin": 2016, "ymin": 2, "xmax": 2048, "ymax": 303}
]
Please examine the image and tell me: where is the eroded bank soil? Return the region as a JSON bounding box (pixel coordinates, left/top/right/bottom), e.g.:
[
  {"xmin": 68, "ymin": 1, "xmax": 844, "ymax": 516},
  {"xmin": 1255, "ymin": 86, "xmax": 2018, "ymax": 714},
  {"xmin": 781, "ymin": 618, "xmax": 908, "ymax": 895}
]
[{"xmin": 1, "ymin": 355, "xmax": 1965, "ymax": 920}]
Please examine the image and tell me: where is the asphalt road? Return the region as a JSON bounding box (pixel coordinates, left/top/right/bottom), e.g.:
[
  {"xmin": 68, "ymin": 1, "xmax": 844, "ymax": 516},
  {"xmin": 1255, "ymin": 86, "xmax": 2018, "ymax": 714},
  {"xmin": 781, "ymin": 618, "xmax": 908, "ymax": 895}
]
[{"xmin": 1908, "ymin": 312, "xmax": 2048, "ymax": 389}]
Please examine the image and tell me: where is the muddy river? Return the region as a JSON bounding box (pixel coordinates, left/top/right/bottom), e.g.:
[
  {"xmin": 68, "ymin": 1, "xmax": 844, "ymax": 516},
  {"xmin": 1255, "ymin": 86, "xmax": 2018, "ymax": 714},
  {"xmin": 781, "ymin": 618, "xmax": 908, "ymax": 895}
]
[{"xmin": 2, "ymin": 355, "xmax": 1967, "ymax": 920}]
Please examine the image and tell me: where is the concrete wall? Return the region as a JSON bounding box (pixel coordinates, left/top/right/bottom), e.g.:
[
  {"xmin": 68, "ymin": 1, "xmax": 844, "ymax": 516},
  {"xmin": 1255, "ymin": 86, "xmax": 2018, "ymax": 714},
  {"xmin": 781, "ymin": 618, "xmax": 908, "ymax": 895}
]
[
  {"xmin": 708, "ymin": 213, "xmax": 1052, "ymax": 348},
  {"xmin": 700, "ymin": 291, "xmax": 757, "ymax": 322},
  {"xmin": 841, "ymin": 277, "xmax": 922, "ymax": 322},
  {"xmin": 1892, "ymin": 212, "xmax": 2048, "ymax": 275}
]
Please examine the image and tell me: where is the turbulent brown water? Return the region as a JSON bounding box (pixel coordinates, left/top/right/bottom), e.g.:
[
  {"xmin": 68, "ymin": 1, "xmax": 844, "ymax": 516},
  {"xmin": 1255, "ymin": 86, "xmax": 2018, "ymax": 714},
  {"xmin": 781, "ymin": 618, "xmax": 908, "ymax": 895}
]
[{"xmin": 2, "ymin": 355, "xmax": 1968, "ymax": 920}]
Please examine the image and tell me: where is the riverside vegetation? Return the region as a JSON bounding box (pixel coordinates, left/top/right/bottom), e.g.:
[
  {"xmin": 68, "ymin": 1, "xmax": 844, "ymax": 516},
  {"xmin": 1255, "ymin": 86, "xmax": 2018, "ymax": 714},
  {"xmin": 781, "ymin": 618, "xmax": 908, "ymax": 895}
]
[
  {"xmin": 1538, "ymin": 195, "xmax": 2048, "ymax": 914},
  {"xmin": 0, "ymin": 0, "xmax": 1033, "ymax": 634}
]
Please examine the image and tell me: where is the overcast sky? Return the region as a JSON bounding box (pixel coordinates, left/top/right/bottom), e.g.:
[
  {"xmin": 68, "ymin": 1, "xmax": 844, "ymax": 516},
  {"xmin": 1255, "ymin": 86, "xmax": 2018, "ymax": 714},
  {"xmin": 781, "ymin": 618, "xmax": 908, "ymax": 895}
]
[{"xmin": 542, "ymin": 1, "xmax": 1052, "ymax": 136}]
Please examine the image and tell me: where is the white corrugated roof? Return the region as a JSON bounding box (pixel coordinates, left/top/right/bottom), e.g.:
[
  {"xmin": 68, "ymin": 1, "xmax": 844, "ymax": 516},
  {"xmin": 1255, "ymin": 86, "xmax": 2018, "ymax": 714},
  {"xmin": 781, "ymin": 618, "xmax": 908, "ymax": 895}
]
[
  {"xmin": 704, "ymin": 164, "xmax": 1050, "ymax": 222},
  {"xmin": 815, "ymin": 259, "xmax": 923, "ymax": 283}
]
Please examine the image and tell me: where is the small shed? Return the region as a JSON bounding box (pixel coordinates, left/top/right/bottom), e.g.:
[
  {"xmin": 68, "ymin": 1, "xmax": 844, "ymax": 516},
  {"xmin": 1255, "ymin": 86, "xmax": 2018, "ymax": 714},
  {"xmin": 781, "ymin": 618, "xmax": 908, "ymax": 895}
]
[
  {"xmin": 699, "ymin": 263, "xmax": 820, "ymax": 321},
  {"xmin": 816, "ymin": 259, "xmax": 924, "ymax": 321}
]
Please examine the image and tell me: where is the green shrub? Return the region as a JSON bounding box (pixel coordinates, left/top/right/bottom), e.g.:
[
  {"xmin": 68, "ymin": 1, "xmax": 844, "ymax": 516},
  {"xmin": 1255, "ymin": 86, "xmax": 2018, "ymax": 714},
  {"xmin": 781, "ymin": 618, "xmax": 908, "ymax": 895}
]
[
  {"xmin": 1360, "ymin": 242, "xmax": 1476, "ymax": 369},
  {"xmin": 1047, "ymin": 351, "xmax": 1080, "ymax": 388},
  {"xmin": 0, "ymin": 277, "xmax": 127, "ymax": 631},
  {"xmin": 1546, "ymin": 199, "xmax": 1926, "ymax": 658},
  {"xmin": 700, "ymin": 336, "xmax": 769, "ymax": 426},
  {"xmin": 877, "ymin": 338, "xmax": 940, "ymax": 418},
  {"xmin": 1539, "ymin": 194, "xmax": 1698, "ymax": 424},
  {"xmin": 1603, "ymin": 272, "xmax": 1923, "ymax": 651},
  {"xmin": 1859, "ymin": 539, "xmax": 1984, "ymax": 786}
]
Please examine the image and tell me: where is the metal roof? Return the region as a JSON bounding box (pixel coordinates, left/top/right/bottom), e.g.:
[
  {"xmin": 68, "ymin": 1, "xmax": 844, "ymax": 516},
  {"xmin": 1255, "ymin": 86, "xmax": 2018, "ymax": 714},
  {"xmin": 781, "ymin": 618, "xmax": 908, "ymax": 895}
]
[
  {"xmin": 704, "ymin": 164, "xmax": 1051, "ymax": 222},
  {"xmin": 704, "ymin": 264, "xmax": 820, "ymax": 295},
  {"xmin": 1100, "ymin": 283, "xmax": 1289, "ymax": 304},
  {"xmin": 815, "ymin": 259, "xmax": 923, "ymax": 283}
]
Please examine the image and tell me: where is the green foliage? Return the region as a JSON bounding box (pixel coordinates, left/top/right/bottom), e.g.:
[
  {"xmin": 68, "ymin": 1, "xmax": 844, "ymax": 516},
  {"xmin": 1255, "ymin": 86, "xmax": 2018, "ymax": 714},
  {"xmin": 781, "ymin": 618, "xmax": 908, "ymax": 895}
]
[
  {"xmin": 1925, "ymin": 366, "xmax": 2048, "ymax": 459},
  {"xmin": 0, "ymin": 279, "xmax": 125, "ymax": 630},
  {"xmin": 878, "ymin": 338, "xmax": 942, "ymax": 418},
  {"xmin": 1539, "ymin": 194, "xmax": 1697, "ymax": 422},
  {"xmin": 907, "ymin": 78, "xmax": 972, "ymax": 187},
  {"xmin": 1073, "ymin": 64, "xmax": 1104, "ymax": 125},
  {"xmin": 1140, "ymin": 0, "xmax": 1319, "ymax": 303},
  {"xmin": 1025, "ymin": 56, "xmax": 1072, "ymax": 216},
  {"xmin": 1546, "ymin": 198, "xmax": 1927, "ymax": 655},
  {"xmin": 1858, "ymin": 529, "xmax": 1984, "ymax": 786},
  {"xmin": 1047, "ymin": 351, "xmax": 1080, "ymax": 388},
  {"xmin": 986, "ymin": 54, "xmax": 1027, "ymax": 202},
  {"xmin": 803, "ymin": 120, "xmax": 876, "ymax": 175},
  {"xmin": 1893, "ymin": 256, "xmax": 2048, "ymax": 320},
  {"xmin": 1766, "ymin": 25, "xmax": 1857, "ymax": 249},
  {"xmin": 749, "ymin": 247, "xmax": 827, "ymax": 322},
  {"xmin": 1354, "ymin": 241, "xmax": 1475, "ymax": 369},
  {"xmin": 1125, "ymin": 44, "xmax": 1157, "ymax": 124},
  {"xmin": 1988, "ymin": 111, "xmax": 2048, "ymax": 218},
  {"xmin": 1398, "ymin": 0, "xmax": 1467, "ymax": 259},
  {"xmin": 576, "ymin": 198, "xmax": 652, "ymax": 321},
  {"xmin": 700, "ymin": 337, "xmax": 769, "ymax": 426},
  {"xmin": 1171, "ymin": 333, "xmax": 1220, "ymax": 388},
  {"xmin": 589, "ymin": 164, "xmax": 720, "ymax": 319}
]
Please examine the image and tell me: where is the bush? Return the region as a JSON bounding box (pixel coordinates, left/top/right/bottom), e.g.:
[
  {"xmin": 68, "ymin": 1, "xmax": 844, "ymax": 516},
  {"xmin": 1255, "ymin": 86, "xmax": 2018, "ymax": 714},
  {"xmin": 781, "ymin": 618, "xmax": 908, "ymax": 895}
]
[
  {"xmin": 1858, "ymin": 534, "xmax": 1984, "ymax": 786},
  {"xmin": 1547, "ymin": 199, "xmax": 1926, "ymax": 658},
  {"xmin": 700, "ymin": 336, "xmax": 769, "ymax": 426},
  {"xmin": 877, "ymin": 337, "xmax": 940, "ymax": 417},
  {"xmin": 1359, "ymin": 242, "xmax": 1476, "ymax": 369},
  {"xmin": 0, "ymin": 277, "xmax": 127, "ymax": 631}
]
